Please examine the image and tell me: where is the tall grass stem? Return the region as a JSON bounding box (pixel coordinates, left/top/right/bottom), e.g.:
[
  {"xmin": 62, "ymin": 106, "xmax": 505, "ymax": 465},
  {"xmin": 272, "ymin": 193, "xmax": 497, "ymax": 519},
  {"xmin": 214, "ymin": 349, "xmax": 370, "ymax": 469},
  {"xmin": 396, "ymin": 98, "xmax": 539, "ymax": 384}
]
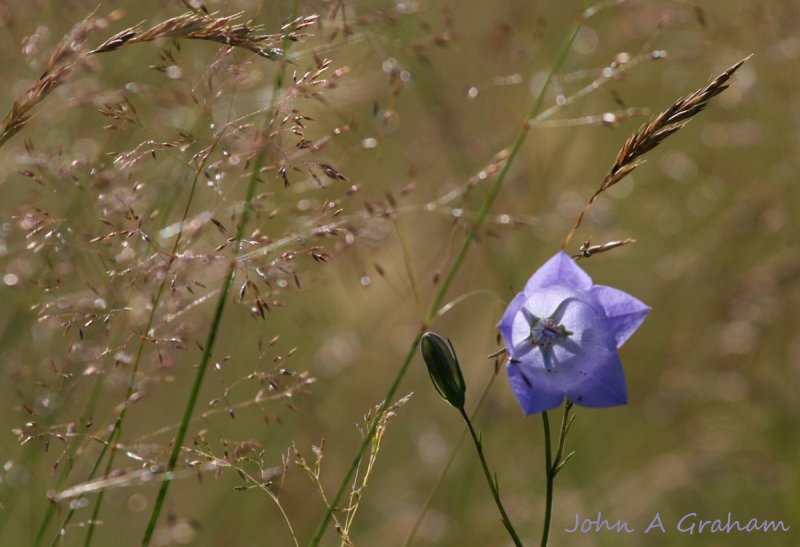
[
  {"xmin": 307, "ymin": 13, "xmax": 582, "ymax": 546},
  {"xmin": 140, "ymin": 2, "xmax": 299, "ymax": 540}
]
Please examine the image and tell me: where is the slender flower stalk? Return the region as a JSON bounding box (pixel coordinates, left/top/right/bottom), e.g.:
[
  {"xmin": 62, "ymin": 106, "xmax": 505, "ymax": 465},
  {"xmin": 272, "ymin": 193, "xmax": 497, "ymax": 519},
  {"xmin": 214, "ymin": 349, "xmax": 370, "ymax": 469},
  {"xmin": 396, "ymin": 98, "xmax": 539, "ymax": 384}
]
[
  {"xmin": 553, "ymin": 402, "xmax": 575, "ymax": 476},
  {"xmin": 419, "ymin": 333, "xmax": 523, "ymax": 545},
  {"xmin": 307, "ymin": 13, "xmax": 582, "ymax": 547},
  {"xmin": 539, "ymin": 402, "xmax": 573, "ymax": 547},
  {"xmin": 540, "ymin": 412, "xmax": 553, "ymax": 547},
  {"xmin": 402, "ymin": 369, "xmax": 500, "ymax": 547},
  {"xmin": 460, "ymin": 408, "xmax": 525, "ymax": 547}
]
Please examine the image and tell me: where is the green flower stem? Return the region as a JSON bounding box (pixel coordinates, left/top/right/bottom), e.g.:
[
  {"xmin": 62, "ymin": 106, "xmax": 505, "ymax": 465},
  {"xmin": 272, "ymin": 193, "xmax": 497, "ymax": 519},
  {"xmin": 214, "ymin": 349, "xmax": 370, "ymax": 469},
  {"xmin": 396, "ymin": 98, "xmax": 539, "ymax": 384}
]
[
  {"xmin": 402, "ymin": 369, "xmax": 499, "ymax": 547},
  {"xmin": 460, "ymin": 408, "xmax": 524, "ymax": 547},
  {"xmin": 308, "ymin": 15, "xmax": 581, "ymax": 547},
  {"xmin": 540, "ymin": 412, "xmax": 553, "ymax": 547},
  {"xmin": 553, "ymin": 401, "xmax": 573, "ymax": 476},
  {"xmin": 540, "ymin": 401, "xmax": 574, "ymax": 547}
]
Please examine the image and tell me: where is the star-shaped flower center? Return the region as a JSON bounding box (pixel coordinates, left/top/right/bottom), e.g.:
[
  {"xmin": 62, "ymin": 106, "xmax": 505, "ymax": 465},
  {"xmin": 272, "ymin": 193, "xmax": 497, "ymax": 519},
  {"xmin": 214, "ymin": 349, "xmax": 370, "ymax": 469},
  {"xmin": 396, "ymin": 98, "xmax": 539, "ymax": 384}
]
[
  {"xmin": 530, "ymin": 317, "xmax": 571, "ymax": 349},
  {"xmin": 521, "ymin": 303, "xmax": 573, "ymax": 353}
]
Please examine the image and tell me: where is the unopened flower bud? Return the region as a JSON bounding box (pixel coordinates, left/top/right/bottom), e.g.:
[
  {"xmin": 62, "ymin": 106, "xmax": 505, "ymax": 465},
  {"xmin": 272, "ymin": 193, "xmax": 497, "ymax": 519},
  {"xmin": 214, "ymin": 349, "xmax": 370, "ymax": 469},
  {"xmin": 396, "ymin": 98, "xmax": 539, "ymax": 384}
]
[{"xmin": 420, "ymin": 332, "xmax": 466, "ymax": 410}]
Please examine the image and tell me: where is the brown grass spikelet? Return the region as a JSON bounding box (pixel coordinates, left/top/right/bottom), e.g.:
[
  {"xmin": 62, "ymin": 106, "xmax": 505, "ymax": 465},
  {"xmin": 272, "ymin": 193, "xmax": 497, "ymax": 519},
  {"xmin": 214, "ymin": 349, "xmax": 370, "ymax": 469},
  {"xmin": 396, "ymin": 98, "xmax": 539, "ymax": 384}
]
[
  {"xmin": 573, "ymin": 238, "xmax": 636, "ymax": 260},
  {"xmin": 0, "ymin": 11, "xmax": 320, "ymax": 150},
  {"xmin": 91, "ymin": 11, "xmax": 317, "ymax": 59},
  {"xmin": 0, "ymin": 15, "xmax": 100, "ymax": 148},
  {"xmin": 609, "ymin": 57, "xmax": 750, "ymax": 182},
  {"xmin": 562, "ymin": 55, "xmax": 752, "ymax": 250}
]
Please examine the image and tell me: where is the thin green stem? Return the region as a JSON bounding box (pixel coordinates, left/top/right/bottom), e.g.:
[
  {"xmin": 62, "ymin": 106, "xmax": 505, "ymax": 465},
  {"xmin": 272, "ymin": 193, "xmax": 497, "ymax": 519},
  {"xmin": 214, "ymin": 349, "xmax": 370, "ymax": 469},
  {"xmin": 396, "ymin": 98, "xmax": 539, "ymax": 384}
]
[
  {"xmin": 78, "ymin": 143, "xmax": 217, "ymax": 547},
  {"xmin": 553, "ymin": 401, "xmax": 573, "ymax": 474},
  {"xmin": 140, "ymin": 0, "xmax": 300, "ymax": 535},
  {"xmin": 307, "ymin": 334, "xmax": 421, "ymax": 545},
  {"xmin": 540, "ymin": 402, "xmax": 574, "ymax": 547},
  {"xmin": 460, "ymin": 408, "xmax": 524, "ymax": 547},
  {"xmin": 427, "ymin": 21, "xmax": 580, "ymax": 319},
  {"xmin": 540, "ymin": 412, "xmax": 554, "ymax": 547},
  {"xmin": 140, "ymin": 144, "xmax": 267, "ymax": 546},
  {"xmin": 403, "ymin": 368, "xmax": 499, "ymax": 547},
  {"xmin": 308, "ymin": 14, "xmax": 582, "ymax": 547},
  {"xmin": 33, "ymin": 370, "xmax": 104, "ymax": 547}
]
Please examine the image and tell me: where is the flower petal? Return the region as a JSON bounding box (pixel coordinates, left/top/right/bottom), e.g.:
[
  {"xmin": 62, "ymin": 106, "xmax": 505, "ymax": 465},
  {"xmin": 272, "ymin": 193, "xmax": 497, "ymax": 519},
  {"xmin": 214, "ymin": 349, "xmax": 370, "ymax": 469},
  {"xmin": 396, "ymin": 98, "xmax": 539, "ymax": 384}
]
[
  {"xmin": 507, "ymin": 362, "xmax": 565, "ymax": 415},
  {"xmin": 510, "ymin": 286, "xmax": 608, "ymax": 365},
  {"xmin": 510, "ymin": 317, "xmax": 625, "ymax": 411},
  {"xmin": 564, "ymin": 349, "xmax": 627, "ymax": 408},
  {"xmin": 497, "ymin": 291, "xmax": 528, "ymax": 359},
  {"xmin": 590, "ymin": 285, "xmax": 650, "ymax": 348},
  {"xmin": 524, "ymin": 251, "xmax": 592, "ymax": 294},
  {"xmin": 500, "ymin": 252, "xmax": 647, "ymax": 415}
]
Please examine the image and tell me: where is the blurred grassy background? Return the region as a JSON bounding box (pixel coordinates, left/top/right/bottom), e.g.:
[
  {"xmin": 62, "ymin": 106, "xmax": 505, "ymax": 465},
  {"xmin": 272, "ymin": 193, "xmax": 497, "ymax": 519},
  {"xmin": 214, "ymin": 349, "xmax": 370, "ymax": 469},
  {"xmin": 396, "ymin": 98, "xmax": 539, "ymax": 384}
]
[{"xmin": 0, "ymin": 1, "xmax": 797, "ymax": 546}]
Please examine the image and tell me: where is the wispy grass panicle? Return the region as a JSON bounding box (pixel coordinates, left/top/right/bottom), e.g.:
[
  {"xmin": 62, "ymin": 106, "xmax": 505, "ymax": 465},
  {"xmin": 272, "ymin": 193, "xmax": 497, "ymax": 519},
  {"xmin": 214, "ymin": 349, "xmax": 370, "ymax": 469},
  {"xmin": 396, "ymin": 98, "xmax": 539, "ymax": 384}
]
[
  {"xmin": 0, "ymin": 4, "xmax": 358, "ymax": 545},
  {"xmin": 294, "ymin": 394, "xmax": 412, "ymax": 546}
]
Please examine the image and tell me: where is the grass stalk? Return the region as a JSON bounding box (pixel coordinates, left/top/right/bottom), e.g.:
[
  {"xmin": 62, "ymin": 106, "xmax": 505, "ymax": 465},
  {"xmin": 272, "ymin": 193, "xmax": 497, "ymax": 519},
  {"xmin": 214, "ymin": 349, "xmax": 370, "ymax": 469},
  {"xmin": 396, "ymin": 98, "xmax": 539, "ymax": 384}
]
[
  {"xmin": 140, "ymin": 2, "xmax": 298, "ymax": 541},
  {"xmin": 140, "ymin": 145, "xmax": 267, "ymax": 546},
  {"xmin": 307, "ymin": 12, "xmax": 583, "ymax": 546},
  {"xmin": 33, "ymin": 371, "xmax": 104, "ymax": 546},
  {"xmin": 78, "ymin": 144, "xmax": 218, "ymax": 547}
]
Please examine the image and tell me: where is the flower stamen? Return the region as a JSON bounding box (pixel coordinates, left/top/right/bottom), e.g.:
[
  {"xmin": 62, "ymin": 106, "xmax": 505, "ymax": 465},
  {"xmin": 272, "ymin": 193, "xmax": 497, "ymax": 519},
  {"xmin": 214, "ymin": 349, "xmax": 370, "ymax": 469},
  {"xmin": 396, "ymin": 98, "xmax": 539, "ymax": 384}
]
[{"xmin": 526, "ymin": 314, "xmax": 572, "ymax": 352}]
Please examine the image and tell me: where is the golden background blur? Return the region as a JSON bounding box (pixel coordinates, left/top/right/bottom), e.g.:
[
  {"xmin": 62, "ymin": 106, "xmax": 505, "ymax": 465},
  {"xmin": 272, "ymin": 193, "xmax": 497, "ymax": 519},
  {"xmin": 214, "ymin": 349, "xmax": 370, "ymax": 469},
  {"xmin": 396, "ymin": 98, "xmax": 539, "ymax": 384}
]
[{"xmin": 0, "ymin": 1, "xmax": 797, "ymax": 546}]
